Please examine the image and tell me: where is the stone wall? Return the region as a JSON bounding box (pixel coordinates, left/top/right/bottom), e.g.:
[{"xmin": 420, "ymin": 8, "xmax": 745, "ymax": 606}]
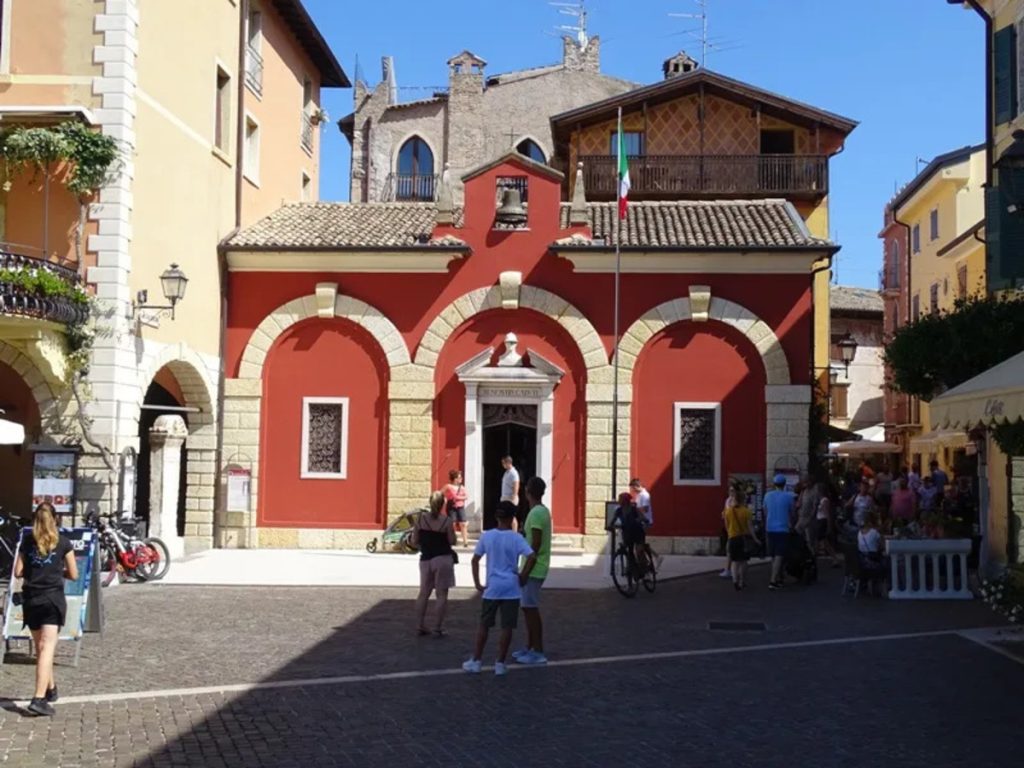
[{"xmin": 1013, "ymin": 456, "xmax": 1024, "ymax": 564}]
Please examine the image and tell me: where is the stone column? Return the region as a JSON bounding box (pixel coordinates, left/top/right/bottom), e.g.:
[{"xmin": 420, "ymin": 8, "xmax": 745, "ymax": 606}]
[
  {"xmin": 217, "ymin": 378, "xmax": 262, "ymax": 548},
  {"xmin": 148, "ymin": 414, "xmax": 187, "ymax": 559},
  {"xmin": 1012, "ymin": 456, "xmax": 1024, "ymax": 565},
  {"xmin": 765, "ymin": 385, "xmax": 813, "ymax": 477},
  {"xmin": 387, "ymin": 364, "xmax": 435, "ymax": 524},
  {"xmin": 583, "ymin": 385, "xmax": 631, "ymax": 553}
]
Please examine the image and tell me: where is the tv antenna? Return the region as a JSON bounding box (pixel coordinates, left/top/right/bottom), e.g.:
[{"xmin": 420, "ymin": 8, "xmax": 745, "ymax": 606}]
[
  {"xmin": 669, "ymin": 0, "xmax": 739, "ymax": 67},
  {"xmin": 550, "ymin": 0, "xmax": 588, "ymax": 47}
]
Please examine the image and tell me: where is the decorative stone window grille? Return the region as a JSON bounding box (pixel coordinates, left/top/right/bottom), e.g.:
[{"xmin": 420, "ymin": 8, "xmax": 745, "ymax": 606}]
[
  {"xmin": 673, "ymin": 402, "xmax": 721, "ymax": 486},
  {"xmin": 301, "ymin": 397, "xmax": 349, "ymax": 479}
]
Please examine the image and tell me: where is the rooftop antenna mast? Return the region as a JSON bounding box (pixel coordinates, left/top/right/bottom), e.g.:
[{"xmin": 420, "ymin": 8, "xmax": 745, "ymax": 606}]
[
  {"xmin": 669, "ymin": 0, "xmax": 710, "ymax": 66},
  {"xmin": 550, "ymin": 0, "xmax": 588, "ymax": 46}
]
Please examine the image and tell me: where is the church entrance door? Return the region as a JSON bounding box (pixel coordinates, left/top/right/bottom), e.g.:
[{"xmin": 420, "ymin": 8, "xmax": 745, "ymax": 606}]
[{"xmin": 481, "ymin": 404, "xmax": 537, "ymax": 530}]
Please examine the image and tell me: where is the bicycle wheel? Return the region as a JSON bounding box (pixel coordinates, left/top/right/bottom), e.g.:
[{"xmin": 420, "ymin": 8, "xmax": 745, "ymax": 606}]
[
  {"xmin": 99, "ymin": 547, "xmax": 119, "ymax": 588},
  {"xmin": 134, "ymin": 538, "xmax": 170, "ymax": 581},
  {"xmin": 611, "ymin": 548, "xmax": 638, "ymax": 597}
]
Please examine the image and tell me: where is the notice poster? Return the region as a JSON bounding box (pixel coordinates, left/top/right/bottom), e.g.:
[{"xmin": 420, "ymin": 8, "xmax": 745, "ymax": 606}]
[
  {"xmin": 32, "ymin": 452, "xmax": 76, "ymax": 518},
  {"xmin": 226, "ymin": 468, "xmax": 251, "ymax": 511}
]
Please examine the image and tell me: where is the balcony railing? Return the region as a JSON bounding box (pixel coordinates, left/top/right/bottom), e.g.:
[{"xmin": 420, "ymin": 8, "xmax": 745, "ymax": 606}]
[
  {"xmin": 383, "ymin": 173, "xmax": 437, "ymax": 202},
  {"xmin": 0, "ymin": 249, "xmax": 88, "ymax": 325},
  {"xmin": 571, "ymin": 154, "xmax": 829, "ymax": 199},
  {"xmin": 301, "ymin": 111, "xmax": 314, "ymax": 153},
  {"xmin": 244, "ymin": 44, "xmax": 263, "ymax": 96}
]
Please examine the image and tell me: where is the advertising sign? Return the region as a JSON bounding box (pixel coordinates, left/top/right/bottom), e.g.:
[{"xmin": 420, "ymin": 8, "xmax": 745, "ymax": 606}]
[
  {"xmin": 226, "ymin": 467, "xmax": 251, "ymax": 511},
  {"xmin": 2, "ymin": 527, "xmax": 96, "ymax": 666},
  {"xmin": 32, "ymin": 451, "xmax": 77, "ymax": 520}
]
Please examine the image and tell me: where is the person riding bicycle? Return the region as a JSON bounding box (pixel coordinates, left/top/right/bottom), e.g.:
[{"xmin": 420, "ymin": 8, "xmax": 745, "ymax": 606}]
[{"xmin": 608, "ymin": 492, "xmax": 650, "ymax": 575}]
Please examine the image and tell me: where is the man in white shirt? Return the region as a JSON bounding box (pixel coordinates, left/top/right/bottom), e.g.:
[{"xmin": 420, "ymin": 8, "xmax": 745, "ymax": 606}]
[
  {"xmin": 629, "ymin": 478, "xmax": 661, "ymax": 568},
  {"xmin": 500, "ymin": 455, "xmax": 520, "ymax": 531}
]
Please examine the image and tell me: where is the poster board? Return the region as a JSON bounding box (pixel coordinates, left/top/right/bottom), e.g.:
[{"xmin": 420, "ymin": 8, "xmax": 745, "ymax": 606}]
[
  {"xmin": 2, "ymin": 527, "xmax": 96, "ymax": 666},
  {"xmin": 32, "ymin": 451, "xmax": 78, "ymax": 524},
  {"xmin": 226, "ymin": 467, "xmax": 251, "ymax": 511}
]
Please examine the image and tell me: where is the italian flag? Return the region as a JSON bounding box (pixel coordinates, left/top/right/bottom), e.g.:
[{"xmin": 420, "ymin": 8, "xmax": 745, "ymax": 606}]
[{"xmin": 617, "ymin": 107, "xmax": 630, "ymax": 220}]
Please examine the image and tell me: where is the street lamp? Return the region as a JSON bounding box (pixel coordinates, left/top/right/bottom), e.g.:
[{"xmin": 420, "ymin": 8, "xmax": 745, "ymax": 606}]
[
  {"xmin": 837, "ymin": 331, "xmax": 858, "ymax": 375},
  {"xmin": 132, "ymin": 263, "xmax": 188, "ymax": 324}
]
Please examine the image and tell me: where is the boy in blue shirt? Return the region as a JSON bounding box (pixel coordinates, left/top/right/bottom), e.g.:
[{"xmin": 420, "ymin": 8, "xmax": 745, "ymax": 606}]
[
  {"xmin": 764, "ymin": 474, "xmax": 796, "ymax": 590},
  {"xmin": 463, "ymin": 501, "xmax": 536, "ymax": 676}
]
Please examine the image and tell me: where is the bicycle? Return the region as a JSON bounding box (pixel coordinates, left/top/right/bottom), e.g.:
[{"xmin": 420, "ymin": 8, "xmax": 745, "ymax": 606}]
[
  {"xmin": 88, "ymin": 512, "xmax": 170, "ymax": 586},
  {"xmin": 606, "ymin": 524, "xmax": 657, "ymax": 597},
  {"xmin": 0, "ymin": 508, "xmax": 25, "ymax": 586}
]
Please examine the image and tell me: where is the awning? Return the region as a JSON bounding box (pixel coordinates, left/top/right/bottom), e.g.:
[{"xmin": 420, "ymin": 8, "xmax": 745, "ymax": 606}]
[
  {"xmin": 930, "ymin": 349, "xmax": 1024, "ymax": 430},
  {"xmin": 909, "ymin": 429, "xmax": 969, "ymax": 452},
  {"xmin": 0, "ymin": 417, "xmax": 26, "ymax": 445},
  {"xmin": 829, "ymin": 440, "xmax": 902, "ymax": 456}
]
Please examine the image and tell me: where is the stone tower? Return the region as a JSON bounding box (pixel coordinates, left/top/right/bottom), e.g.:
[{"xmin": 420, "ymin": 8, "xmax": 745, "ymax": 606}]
[{"xmin": 445, "ymin": 51, "xmax": 487, "ymax": 191}]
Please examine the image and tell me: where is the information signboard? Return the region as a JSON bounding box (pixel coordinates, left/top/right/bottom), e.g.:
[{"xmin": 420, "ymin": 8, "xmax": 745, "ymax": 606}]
[
  {"xmin": 32, "ymin": 451, "xmax": 77, "ymax": 522},
  {"xmin": 1, "ymin": 527, "xmax": 96, "ymax": 666}
]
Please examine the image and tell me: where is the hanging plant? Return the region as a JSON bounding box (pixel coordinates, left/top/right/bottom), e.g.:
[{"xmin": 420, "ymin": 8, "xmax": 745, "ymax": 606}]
[{"xmin": 0, "ymin": 121, "xmax": 119, "ymax": 196}]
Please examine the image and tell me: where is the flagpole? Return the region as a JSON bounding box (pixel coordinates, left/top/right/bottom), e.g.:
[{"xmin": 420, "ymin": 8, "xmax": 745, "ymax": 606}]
[{"xmin": 611, "ymin": 107, "xmax": 623, "ymax": 502}]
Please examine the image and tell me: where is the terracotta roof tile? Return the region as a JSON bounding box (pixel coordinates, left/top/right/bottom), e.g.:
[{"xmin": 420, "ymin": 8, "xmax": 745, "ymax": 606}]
[
  {"xmin": 226, "ymin": 200, "xmax": 831, "ymax": 251},
  {"xmin": 830, "ymin": 285, "xmax": 883, "ymax": 314}
]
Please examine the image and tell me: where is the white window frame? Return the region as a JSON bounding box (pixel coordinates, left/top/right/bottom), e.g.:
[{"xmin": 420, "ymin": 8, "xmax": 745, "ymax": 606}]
[
  {"xmin": 0, "ymin": 0, "xmax": 13, "ymax": 75},
  {"xmin": 243, "ymin": 112, "xmax": 260, "ymax": 186},
  {"xmin": 672, "ymin": 402, "xmax": 721, "ymax": 487},
  {"xmin": 300, "ymin": 397, "xmax": 349, "ymax": 479}
]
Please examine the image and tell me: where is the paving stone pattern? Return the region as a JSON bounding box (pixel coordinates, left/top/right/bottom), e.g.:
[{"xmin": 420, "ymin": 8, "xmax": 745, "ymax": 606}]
[{"xmin": 1, "ymin": 567, "xmax": 1021, "ymax": 766}]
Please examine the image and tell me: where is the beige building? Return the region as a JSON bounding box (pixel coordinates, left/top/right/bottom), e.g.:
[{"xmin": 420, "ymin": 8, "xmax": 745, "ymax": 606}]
[
  {"xmin": 829, "ymin": 286, "xmax": 884, "ymax": 434},
  {"xmin": 0, "ymin": 0, "xmax": 346, "ymax": 555}
]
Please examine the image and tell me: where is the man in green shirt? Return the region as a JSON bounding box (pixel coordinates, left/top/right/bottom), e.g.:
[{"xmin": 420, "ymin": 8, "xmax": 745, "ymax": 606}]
[{"xmin": 514, "ymin": 476, "xmax": 551, "ymax": 666}]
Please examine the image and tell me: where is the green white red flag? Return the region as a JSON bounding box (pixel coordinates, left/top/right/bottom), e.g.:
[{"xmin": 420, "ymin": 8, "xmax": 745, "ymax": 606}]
[{"xmin": 617, "ymin": 107, "xmax": 630, "ymax": 220}]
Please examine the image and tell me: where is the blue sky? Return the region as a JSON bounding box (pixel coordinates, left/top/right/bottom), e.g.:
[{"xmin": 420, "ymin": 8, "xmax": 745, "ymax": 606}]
[{"xmin": 306, "ymin": 0, "xmax": 984, "ymax": 289}]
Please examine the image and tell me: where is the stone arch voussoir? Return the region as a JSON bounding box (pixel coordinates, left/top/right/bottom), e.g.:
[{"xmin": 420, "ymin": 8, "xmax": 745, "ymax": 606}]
[
  {"xmin": 239, "ymin": 293, "xmax": 411, "ymax": 381},
  {"xmin": 619, "ymin": 296, "xmax": 792, "ymax": 387}
]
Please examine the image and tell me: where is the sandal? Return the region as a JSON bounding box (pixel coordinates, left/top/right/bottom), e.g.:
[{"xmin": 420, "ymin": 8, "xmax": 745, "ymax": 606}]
[{"xmin": 433, "ymin": 628, "xmax": 447, "ymax": 638}]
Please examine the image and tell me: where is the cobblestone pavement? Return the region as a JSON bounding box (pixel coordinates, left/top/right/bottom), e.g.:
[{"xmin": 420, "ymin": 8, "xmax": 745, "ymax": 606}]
[{"xmin": 1, "ymin": 565, "xmax": 1021, "ymax": 766}]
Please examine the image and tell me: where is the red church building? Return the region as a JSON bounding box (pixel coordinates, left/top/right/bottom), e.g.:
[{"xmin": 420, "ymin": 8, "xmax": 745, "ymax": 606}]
[{"xmin": 218, "ymin": 65, "xmax": 852, "ymax": 553}]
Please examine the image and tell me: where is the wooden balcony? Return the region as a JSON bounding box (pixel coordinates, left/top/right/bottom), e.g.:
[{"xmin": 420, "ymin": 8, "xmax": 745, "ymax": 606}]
[{"xmin": 570, "ymin": 154, "xmax": 829, "ymax": 200}]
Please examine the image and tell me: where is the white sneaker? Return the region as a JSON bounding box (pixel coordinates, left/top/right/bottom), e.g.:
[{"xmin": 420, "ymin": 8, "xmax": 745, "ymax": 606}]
[
  {"xmin": 517, "ymin": 651, "xmax": 548, "ymax": 665},
  {"xmin": 719, "ymin": 569, "xmax": 732, "ymax": 578},
  {"xmin": 462, "ymin": 659, "xmax": 482, "ymax": 674},
  {"xmin": 511, "ymin": 648, "xmax": 531, "ymax": 660},
  {"xmin": 494, "ymin": 662, "xmax": 508, "ymax": 676}
]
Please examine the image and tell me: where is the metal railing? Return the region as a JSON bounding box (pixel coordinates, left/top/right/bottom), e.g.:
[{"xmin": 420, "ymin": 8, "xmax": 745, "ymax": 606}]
[
  {"xmin": 244, "ymin": 44, "xmax": 263, "ymax": 96},
  {"xmin": 301, "ymin": 111, "xmax": 314, "ymax": 153},
  {"xmin": 571, "ymin": 154, "xmax": 829, "ymax": 198},
  {"xmin": 383, "ymin": 173, "xmax": 438, "ymax": 202},
  {"xmin": 0, "ymin": 248, "xmax": 88, "ymax": 325}
]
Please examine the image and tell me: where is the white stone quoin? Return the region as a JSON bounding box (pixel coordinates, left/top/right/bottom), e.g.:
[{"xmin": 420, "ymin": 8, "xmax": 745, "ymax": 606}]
[{"xmin": 148, "ymin": 414, "xmax": 188, "ymax": 559}]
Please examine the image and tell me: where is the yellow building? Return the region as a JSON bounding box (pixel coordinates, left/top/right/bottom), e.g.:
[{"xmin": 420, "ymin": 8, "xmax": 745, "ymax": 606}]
[
  {"xmin": 0, "ymin": 0, "xmax": 347, "ymax": 555},
  {"xmin": 886, "ymin": 144, "xmax": 987, "ymax": 472}
]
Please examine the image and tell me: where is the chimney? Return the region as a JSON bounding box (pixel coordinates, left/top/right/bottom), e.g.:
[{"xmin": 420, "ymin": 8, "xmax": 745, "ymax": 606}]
[
  {"xmin": 381, "ymin": 56, "xmax": 398, "ymax": 105},
  {"xmin": 663, "ymin": 51, "xmax": 699, "ymax": 79},
  {"xmin": 562, "ymin": 35, "xmax": 600, "ymax": 73}
]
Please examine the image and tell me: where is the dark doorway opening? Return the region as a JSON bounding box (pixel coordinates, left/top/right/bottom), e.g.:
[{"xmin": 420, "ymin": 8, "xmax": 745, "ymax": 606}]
[
  {"xmin": 136, "ymin": 382, "xmax": 188, "ymax": 537},
  {"xmin": 481, "ymin": 404, "xmax": 537, "ymax": 530},
  {"xmin": 759, "ymin": 129, "xmax": 795, "ymax": 192}
]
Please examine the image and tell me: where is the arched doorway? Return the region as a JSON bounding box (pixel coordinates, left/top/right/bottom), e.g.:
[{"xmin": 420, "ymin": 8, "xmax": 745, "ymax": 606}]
[
  {"xmin": 0, "ymin": 360, "xmax": 41, "ymax": 518},
  {"xmin": 396, "ymin": 136, "xmax": 435, "ymax": 200},
  {"xmin": 136, "ymin": 377, "xmax": 188, "ymax": 537}
]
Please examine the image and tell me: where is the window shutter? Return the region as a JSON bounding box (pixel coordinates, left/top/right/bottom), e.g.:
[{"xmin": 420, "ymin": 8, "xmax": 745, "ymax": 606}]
[
  {"xmin": 995, "ymin": 25, "xmax": 1017, "ymax": 125},
  {"xmin": 1017, "ymin": 17, "xmax": 1024, "ymax": 115},
  {"xmin": 986, "ymin": 178, "xmax": 1024, "ymax": 291}
]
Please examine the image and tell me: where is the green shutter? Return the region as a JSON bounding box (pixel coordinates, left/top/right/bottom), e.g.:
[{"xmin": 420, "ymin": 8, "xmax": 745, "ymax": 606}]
[
  {"xmin": 995, "ymin": 25, "xmax": 1018, "ymax": 125},
  {"xmin": 986, "ymin": 180, "xmax": 1024, "ymax": 291}
]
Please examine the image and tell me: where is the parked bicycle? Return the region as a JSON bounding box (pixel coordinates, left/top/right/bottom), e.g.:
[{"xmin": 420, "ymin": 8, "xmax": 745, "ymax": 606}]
[
  {"xmin": 0, "ymin": 507, "xmax": 25, "ymax": 585},
  {"xmin": 87, "ymin": 512, "xmax": 170, "ymax": 586},
  {"xmin": 606, "ymin": 523, "xmax": 657, "ymax": 598}
]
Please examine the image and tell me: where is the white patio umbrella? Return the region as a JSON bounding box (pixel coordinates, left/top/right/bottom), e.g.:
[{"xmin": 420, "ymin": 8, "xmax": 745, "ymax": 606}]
[{"xmin": 0, "ymin": 416, "xmax": 25, "ymax": 445}]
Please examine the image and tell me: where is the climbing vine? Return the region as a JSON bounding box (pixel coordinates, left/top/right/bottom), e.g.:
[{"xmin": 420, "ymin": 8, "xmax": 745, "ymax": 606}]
[{"xmin": 1, "ymin": 121, "xmax": 120, "ymax": 197}]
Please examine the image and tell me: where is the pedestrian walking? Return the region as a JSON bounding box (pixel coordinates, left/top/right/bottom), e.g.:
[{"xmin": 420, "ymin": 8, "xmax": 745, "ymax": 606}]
[
  {"xmin": 794, "ymin": 476, "xmax": 820, "ymax": 556},
  {"xmin": 499, "ymin": 455, "xmax": 520, "ymax": 532},
  {"xmin": 514, "ymin": 476, "xmax": 551, "ymax": 666},
  {"xmin": 443, "ymin": 469, "xmax": 469, "ymax": 548},
  {"xmin": 724, "ymin": 485, "xmax": 758, "ymax": 590},
  {"xmin": 463, "ymin": 501, "xmax": 536, "ymax": 676},
  {"xmin": 845, "ymin": 479, "xmax": 876, "ymax": 527},
  {"xmin": 14, "ymin": 502, "xmax": 78, "ymax": 717},
  {"xmin": 412, "ymin": 491, "xmax": 456, "ymax": 638},
  {"xmin": 764, "ymin": 474, "xmax": 796, "ymax": 590},
  {"xmin": 720, "ymin": 486, "xmax": 738, "ymax": 578},
  {"xmin": 930, "ymin": 460, "xmax": 950, "ymax": 495}
]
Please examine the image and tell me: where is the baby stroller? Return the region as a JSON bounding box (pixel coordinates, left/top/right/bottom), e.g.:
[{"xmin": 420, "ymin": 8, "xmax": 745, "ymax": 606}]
[
  {"xmin": 365, "ymin": 508, "xmax": 424, "ymax": 553},
  {"xmin": 784, "ymin": 531, "xmax": 818, "ymax": 585}
]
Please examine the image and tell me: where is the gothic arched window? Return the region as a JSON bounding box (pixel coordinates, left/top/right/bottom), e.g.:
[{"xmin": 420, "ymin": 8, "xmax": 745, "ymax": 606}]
[
  {"xmin": 516, "ymin": 138, "xmax": 546, "ymax": 164},
  {"xmin": 395, "ymin": 136, "xmax": 435, "ymax": 200}
]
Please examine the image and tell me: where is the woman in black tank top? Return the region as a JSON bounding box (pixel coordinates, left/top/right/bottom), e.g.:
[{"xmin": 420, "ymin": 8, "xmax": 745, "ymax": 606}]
[{"xmin": 412, "ymin": 491, "xmax": 456, "ymax": 637}]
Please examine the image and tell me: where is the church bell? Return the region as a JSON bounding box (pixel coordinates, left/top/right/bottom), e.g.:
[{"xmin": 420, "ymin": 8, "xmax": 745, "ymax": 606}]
[{"xmin": 494, "ymin": 187, "xmax": 527, "ymax": 227}]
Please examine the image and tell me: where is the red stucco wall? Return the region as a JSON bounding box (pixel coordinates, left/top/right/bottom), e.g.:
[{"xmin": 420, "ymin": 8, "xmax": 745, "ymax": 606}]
[{"xmin": 259, "ymin": 317, "xmax": 388, "ymax": 528}]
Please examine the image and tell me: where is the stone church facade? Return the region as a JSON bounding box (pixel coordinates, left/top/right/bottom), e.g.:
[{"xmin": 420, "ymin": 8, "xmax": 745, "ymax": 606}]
[{"xmin": 340, "ymin": 36, "xmax": 635, "ymax": 203}]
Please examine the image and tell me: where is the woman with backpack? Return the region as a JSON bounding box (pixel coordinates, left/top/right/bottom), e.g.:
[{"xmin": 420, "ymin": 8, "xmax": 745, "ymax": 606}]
[
  {"xmin": 411, "ymin": 491, "xmax": 456, "ymax": 637},
  {"xmin": 14, "ymin": 502, "xmax": 78, "ymax": 717}
]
